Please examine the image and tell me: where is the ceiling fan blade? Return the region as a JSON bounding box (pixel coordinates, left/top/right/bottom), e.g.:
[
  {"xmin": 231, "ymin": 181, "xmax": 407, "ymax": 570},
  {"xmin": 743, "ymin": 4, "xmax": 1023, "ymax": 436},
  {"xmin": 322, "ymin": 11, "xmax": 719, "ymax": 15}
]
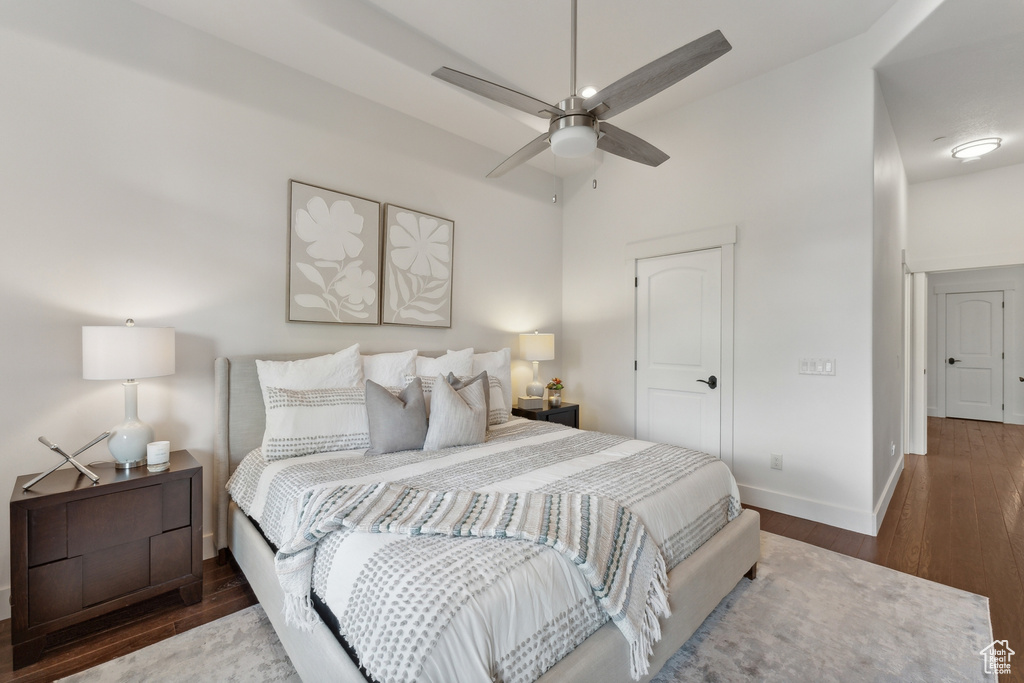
[
  {"xmin": 433, "ymin": 66, "xmax": 563, "ymax": 119},
  {"xmin": 597, "ymin": 123, "xmax": 669, "ymax": 167},
  {"xmin": 487, "ymin": 132, "xmax": 551, "ymax": 178},
  {"xmin": 584, "ymin": 30, "xmax": 731, "ymax": 120}
]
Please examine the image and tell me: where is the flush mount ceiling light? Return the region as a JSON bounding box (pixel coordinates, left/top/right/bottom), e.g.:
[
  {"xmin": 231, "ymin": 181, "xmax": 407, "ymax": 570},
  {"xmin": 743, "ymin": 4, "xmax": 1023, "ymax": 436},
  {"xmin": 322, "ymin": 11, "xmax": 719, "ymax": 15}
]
[{"xmin": 951, "ymin": 137, "xmax": 1001, "ymax": 160}]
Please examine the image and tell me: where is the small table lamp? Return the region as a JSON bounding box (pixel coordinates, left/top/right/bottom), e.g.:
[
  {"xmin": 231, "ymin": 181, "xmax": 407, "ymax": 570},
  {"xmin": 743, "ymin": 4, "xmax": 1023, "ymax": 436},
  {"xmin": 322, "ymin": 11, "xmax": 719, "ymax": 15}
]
[
  {"xmin": 82, "ymin": 319, "xmax": 175, "ymax": 469},
  {"xmin": 520, "ymin": 331, "xmax": 555, "ymax": 398}
]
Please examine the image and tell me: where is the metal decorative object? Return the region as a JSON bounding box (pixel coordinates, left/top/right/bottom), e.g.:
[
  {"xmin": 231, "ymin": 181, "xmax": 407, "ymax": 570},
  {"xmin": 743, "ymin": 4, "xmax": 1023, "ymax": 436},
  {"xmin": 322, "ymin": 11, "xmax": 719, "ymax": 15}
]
[{"xmin": 22, "ymin": 432, "xmax": 108, "ymax": 491}]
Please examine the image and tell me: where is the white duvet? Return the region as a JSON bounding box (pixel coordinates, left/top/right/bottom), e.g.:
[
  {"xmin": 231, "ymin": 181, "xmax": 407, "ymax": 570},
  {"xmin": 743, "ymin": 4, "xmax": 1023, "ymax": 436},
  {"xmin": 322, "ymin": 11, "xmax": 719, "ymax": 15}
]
[{"xmin": 228, "ymin": 419, "xmax": 740, "ymax": 683}]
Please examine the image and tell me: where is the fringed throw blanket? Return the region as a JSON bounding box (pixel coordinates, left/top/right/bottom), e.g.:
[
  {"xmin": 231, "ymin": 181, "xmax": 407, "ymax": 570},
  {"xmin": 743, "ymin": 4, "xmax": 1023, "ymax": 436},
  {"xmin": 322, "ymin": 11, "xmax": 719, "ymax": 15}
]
[{"xmin": 275, "ymin": 481, "xmax": 671, "ymax": 680}]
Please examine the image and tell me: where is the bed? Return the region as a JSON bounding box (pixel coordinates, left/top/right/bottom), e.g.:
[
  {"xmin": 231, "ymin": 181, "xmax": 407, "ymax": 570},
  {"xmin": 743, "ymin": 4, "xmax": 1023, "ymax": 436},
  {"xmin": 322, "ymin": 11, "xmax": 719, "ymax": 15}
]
[{"xmin": 213, "ymin": 349, "xmax": 760, "ymax": 683}]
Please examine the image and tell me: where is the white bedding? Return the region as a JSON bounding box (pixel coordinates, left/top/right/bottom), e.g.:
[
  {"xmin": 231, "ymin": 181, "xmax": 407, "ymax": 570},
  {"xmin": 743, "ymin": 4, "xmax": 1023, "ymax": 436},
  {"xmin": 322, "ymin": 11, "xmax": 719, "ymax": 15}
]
[{"xmin": 228, "ymin": 419, "xmax": 740, "ymax": 683}]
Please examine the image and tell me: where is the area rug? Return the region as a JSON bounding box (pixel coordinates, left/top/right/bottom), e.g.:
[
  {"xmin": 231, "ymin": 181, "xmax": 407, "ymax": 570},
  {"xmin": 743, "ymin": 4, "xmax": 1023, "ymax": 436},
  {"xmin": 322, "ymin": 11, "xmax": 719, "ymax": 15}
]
[{"xmin": 59, "ymin": 532, "xmax": 993, "ymax": 682}]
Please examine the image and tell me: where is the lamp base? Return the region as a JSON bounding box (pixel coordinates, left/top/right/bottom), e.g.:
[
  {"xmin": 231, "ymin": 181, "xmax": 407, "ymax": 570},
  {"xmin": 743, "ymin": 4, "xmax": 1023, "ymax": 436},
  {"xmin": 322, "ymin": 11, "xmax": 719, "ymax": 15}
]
[
  {"xmin": 108, "ymin": 380, "xmax": 153, "ymax": 469},
  {"xmin": 526, "ymin": 381, "xmax": 545, "ymax": 398},
  {"xmin": 114, "ymin": 457, "xmax": 147, "ymax": 470}
]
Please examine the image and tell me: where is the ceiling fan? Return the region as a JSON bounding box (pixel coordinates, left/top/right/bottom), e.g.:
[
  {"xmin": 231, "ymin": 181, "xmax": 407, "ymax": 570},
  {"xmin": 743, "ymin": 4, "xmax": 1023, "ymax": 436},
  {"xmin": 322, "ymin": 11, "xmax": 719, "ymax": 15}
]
[{"xmin": 432, "ymin": 0, "xmax": 731, "ymax": 178}]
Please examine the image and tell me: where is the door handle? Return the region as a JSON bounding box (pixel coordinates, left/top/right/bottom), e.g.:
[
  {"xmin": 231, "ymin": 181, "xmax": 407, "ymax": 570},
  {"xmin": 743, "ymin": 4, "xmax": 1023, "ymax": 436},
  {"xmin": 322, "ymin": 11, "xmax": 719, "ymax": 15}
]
[
  {"xmin": 697, "ymin": 375, "xmax": 718, "ymax": 390},
  {"xmin": 948, "ymin": 357, "xmax": 962, "ymax": 365}
]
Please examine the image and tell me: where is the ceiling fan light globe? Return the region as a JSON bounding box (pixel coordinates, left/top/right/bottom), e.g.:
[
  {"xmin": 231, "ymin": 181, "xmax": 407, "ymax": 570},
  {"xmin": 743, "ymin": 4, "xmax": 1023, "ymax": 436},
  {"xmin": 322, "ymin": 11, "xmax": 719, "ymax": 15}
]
[{"xmin": 550, "ymin": 126, "xmax": 597, "ymax": 158}]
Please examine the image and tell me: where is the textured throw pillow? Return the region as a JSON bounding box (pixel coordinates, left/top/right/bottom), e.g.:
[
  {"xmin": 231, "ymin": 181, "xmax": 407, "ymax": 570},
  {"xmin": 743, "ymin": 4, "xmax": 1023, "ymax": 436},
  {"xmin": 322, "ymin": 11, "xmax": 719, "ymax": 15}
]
[
  {"xmin": 365, "ymin": 378, "xmax": 427, "ymax": 456},
  {"xmin": 415, "ymin": 348, "xmax": 474, "ymax": 378},
  {"xmin": 256, "ymin": 345, "xmax": 364, "ymax": 458},
  {"xmin": 470, "ymin": 348, "xmax": 512, "ymax": 422},
  {"xmin": 261, "ymin": 386, "xmax": 370, "ymax": 460},
  {"xmin": 447, "ymin": 371, "xmax": 507, "ymax": 427},
  {"xmin": 423, "ymin": 375, "xmax": 488, "ymax": 450},
  {"xmin": 362, "ymin": 350, "xmax": 418, "ymax": 386},
  {"xmin": 412, "ymin": 371, "xmax": 506, "ymax": 427}
]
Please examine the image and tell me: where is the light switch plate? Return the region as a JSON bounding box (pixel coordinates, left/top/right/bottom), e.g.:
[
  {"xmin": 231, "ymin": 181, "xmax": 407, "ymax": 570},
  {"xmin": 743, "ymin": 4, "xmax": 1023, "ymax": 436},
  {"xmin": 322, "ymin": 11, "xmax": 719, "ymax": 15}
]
[{"xmin": 800, "ymin": 358, "xmax": 836, "ymax": 376}]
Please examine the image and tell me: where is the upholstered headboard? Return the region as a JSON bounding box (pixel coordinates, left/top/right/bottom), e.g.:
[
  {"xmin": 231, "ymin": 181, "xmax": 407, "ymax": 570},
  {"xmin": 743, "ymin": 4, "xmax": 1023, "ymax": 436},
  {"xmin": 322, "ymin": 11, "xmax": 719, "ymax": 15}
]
[{"xmin": 213, "ymin": 352, "xmax": 327, "ymax": 551}]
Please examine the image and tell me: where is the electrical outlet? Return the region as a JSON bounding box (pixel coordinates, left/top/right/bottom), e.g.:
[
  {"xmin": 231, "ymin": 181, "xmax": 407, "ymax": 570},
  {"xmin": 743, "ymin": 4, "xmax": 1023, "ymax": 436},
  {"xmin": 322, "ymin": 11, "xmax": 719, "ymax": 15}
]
[
  {"xmin": 890, "ymin": 441, "xmax": 896, "ymax": 457},
  {"xmin": 770, "ymin": 453, "xmax": 783, "ymax": 470}
]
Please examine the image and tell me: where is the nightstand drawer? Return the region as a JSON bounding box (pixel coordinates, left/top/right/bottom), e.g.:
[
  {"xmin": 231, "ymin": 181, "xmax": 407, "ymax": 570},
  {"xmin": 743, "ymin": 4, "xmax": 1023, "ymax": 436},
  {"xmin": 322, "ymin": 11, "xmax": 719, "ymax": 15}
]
[
  {"xmin": 28, "ymin": 505, "xmax": 67, "ymax": 567},
  {"xmin": 82, "ymin": 538, "xmax": 150, "ymax": 606},
  {"xmin": 67, "ymin": 485, "xmax": 163, "ymax": 556},
  {"xmin": 28, "ymin": 557, "xmax": 82, "ymax": 626}
]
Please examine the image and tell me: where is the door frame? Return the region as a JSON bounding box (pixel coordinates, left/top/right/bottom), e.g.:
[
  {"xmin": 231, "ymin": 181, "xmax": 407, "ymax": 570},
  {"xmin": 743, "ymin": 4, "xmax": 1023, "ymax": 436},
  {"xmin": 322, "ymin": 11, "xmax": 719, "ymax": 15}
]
[
  {"xmin": 626, "ymin": 224, "xmax": 736, "ymax": 470},
  {"xmin": 932, "ymin": 279, "xmax": 1014, "ymax": 420}
]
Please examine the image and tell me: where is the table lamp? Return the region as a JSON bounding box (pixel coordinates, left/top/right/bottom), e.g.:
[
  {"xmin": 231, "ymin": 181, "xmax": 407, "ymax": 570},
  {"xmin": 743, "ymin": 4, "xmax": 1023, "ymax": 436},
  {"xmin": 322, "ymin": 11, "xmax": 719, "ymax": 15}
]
[
  {"xmin": 82, "ymin": 319, "xmax": 175, "ymax": 468},
  {"xmin": 520, "ymin": 331, "xmax": 555, "ymax": 398}
]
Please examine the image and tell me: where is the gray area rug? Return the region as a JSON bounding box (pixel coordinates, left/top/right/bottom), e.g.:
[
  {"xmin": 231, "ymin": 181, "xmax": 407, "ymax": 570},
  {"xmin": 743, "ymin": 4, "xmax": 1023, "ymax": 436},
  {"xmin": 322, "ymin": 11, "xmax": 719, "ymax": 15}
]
[{"xmin": 60, "ymin": 532, "xmax": 993, "ymax": 682}]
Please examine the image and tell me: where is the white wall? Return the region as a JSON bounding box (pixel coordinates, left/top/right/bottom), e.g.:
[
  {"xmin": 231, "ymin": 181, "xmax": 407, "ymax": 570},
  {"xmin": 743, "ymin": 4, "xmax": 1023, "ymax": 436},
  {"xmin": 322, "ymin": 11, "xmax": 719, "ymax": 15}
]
[
  {"xmin": 907, "ymin": 162, "xmax": 1024, "ymax": 272},
  {"xmin": 908, "ymin": 162, "xmax": 1024, "ymax": 425},
  {"xmin": 871, "ymin": 75, "xmax": 908, "ymax": 521},
  {"xmin": 0, "ymin": 1, "xmax": 563, "ymax": 618},
  {"xmin": 926, "ymin": 266, "xmax": 1024, "ymax": 424},
  {"xmin": 561, "ymin": 38, "xmax": 880, "ymax": 532}
]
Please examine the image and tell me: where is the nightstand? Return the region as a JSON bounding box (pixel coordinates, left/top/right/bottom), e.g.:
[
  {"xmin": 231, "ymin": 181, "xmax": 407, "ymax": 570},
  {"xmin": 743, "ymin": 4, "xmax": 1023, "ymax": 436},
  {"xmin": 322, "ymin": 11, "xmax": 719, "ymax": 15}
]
[
  {"xmin": 9, "ymin": 450, "xmax": 203, "ymax": 669},
  {"xmin": 512, "ymin": 401, "xmax": 579, "ymax": 428}
]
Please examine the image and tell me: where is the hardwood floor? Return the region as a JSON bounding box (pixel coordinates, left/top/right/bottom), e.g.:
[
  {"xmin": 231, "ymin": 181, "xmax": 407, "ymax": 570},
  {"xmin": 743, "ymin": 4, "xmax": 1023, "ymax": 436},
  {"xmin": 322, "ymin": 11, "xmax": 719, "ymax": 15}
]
[
  {"xmin": 750, "ymin": 417, "xmax": 1024, "ymax": 683},
  {"xmin": 0, "ymin": 416, "xmax": 1020, "ymax": 681},
  {"xmin": 0, "ymin": 557, "xmax": 257, "ymax": 682}
]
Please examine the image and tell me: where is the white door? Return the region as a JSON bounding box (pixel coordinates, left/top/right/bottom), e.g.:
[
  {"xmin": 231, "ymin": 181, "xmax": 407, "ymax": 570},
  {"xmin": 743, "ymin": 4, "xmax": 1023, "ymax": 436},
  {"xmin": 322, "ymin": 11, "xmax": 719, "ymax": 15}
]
[
  {"xmin": 636, "ymin": 248, "xmax": 721, "ymax": 456},
  {"xmin": 945, "ymin": 291, "xmax": 1003, "ymax": 421}
]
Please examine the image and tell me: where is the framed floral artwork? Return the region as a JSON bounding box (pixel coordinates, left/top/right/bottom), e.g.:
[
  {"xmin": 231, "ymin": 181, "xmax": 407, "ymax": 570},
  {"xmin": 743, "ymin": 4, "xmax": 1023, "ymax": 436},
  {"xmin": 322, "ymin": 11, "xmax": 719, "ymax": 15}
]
[
  {"xmin": 381, "ymin": 204, "xmax": 454, "ymax": 328},
  {"xmin": 288, "ymin": 180, "xmax": 381, "ymax": 324}
]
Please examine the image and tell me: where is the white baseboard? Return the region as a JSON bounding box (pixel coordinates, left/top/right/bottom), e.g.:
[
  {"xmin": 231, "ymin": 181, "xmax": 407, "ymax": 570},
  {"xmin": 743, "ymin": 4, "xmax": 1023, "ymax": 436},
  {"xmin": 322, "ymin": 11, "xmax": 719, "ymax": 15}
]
[
  {"xmin": 204, "ymin": 531, "xmax": 217, "ymax": 560},
  {"xmin": 873, "ymin": 457, "xmax": 904, "ymax": 534},
  {"xmin": 737, "ymin": 484, "xmax": 876, "ymax": 535}
]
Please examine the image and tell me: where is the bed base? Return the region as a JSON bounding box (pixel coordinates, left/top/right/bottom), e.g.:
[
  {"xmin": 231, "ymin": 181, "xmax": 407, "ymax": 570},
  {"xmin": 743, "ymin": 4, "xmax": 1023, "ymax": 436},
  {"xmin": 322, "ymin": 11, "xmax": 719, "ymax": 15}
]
[{"xmin": 228, "ymin": 501, "xmax": 760, "ymax": 683}]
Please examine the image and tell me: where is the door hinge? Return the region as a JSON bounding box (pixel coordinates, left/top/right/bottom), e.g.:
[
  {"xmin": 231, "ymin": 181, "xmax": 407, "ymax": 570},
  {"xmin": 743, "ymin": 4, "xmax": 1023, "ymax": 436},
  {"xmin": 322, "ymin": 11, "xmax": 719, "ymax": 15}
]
[
  {"xmin": 634, "ymin": 360, "xmax": 638, "ymax": 371},
  {"xmin": 635, "ymin": 277, "xmax": 638, "ymax": 287}
]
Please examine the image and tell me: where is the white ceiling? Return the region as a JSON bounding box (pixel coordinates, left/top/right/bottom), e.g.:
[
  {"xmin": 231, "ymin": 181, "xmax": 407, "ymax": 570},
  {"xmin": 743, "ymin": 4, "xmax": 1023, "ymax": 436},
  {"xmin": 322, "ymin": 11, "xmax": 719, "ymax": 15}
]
[
  {"xmin": 130, "ymin": 0, "xmax": 1023, "ymax": 183},
  {"xmin": 876, "ymin": 0, "xmax": 1024, "ymax": 183}
]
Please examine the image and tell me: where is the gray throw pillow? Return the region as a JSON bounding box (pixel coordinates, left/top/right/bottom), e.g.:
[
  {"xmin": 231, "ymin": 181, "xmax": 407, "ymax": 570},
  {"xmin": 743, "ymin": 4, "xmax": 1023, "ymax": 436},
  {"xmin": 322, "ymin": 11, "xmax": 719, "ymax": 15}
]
[
  {"xmin": 446, "ymin": 371, "xmax": 490, "ymax": 420},
  {"xmin": 364, "ymin": 378, "xmax": 428, "ymax": 456}
]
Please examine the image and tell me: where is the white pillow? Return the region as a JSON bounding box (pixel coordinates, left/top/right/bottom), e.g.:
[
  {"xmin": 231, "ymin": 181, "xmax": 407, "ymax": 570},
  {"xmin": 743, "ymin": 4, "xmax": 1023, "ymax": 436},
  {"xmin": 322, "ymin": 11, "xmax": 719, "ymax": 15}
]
[
  {"xmin": 255, "ymin": 344, "xmax": 363, "ymax": 405},
  {"xmin": 261, "ymin": 386, "xmax": 371, "ymax": 460},
  {"xmin": 423, "ymin": 376, "xmax": 487, "ymax": 450},
  {"xmin": 416, "ymin": 348, "xmax": 474, "ymax": 377},
  {"xmin": 469, "ymin": 348, "xmax": 512, "ymax": 421},
  {"xmin": 255, "ymin": 344, "xmax": 364, "ymax": 459},
  {"xmin": 362, "ymin": 350, "xmax": 417, "ymax": 386}
]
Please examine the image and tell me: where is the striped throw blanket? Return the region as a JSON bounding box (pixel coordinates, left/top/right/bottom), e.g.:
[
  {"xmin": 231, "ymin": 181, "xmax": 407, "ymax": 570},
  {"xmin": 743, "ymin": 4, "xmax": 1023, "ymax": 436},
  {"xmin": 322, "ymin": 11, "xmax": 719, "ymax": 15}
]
[{"xmin": 275, "ymin": 481, "xmax": 671, "ymax": 680}]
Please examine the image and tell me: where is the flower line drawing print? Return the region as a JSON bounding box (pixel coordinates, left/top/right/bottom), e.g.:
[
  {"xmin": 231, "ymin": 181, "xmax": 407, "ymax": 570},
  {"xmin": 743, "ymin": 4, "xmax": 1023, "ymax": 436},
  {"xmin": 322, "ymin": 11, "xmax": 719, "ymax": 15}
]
[
  {"xmin": 382, "ymin": 205, "xmax": 454, "ymax": 328},
  {"xmin": 288, "ymin": 181, "xmax": 381, "ymax": 325}
]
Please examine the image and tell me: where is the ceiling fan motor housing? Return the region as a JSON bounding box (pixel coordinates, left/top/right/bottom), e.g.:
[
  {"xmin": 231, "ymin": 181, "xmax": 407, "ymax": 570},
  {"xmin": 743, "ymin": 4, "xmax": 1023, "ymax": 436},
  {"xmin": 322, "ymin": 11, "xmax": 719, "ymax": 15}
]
[{"xmin": 549, "ymin": 96, "xmax": 599, "ymax": 158}]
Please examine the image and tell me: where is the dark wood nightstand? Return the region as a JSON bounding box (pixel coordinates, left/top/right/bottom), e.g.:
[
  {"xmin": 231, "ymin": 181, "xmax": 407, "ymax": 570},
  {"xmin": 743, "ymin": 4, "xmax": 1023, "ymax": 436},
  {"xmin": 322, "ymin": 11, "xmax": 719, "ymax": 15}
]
[
  {"xmin": 9, "ymin": 450, "xmax": 203, "ymax": 669},
  {"xmin": 512, "ymin": 401, "xmax": 579, "ymax": 428}
]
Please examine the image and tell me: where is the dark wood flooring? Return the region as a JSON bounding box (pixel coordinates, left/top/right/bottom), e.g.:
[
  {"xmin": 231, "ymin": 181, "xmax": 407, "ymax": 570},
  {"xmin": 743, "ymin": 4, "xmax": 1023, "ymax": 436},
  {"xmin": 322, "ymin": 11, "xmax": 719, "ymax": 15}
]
[
  {"xmin": 1, "ymin": 416, "xmax": 1020, "ymax": 682},
  {"xmin": 0, "ymin": 557, "xmax": 257, "ymax": 682},
  {"xmin": 750, "ymin": 417, "xmax": 1024, "ymax": 683}
]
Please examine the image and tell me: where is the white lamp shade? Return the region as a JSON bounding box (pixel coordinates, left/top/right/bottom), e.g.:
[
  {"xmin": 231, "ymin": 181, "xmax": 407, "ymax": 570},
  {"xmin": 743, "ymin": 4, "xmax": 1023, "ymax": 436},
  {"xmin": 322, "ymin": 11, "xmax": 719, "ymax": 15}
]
[
  {"xmin": 520, "ymin": 332, "xmax": 555, "ymax": 361},
  {"xmin": 83, "ymin": 326, "xmax": 175, "ymax": 380}
]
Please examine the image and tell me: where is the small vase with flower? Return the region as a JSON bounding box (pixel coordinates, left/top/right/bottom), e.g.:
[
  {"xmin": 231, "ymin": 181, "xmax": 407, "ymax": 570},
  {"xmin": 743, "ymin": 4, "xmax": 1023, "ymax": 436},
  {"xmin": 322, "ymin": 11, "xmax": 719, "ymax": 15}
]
[{"xmin": 546, "ymin": 378, "xmax": 564, "ymax": 407}]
